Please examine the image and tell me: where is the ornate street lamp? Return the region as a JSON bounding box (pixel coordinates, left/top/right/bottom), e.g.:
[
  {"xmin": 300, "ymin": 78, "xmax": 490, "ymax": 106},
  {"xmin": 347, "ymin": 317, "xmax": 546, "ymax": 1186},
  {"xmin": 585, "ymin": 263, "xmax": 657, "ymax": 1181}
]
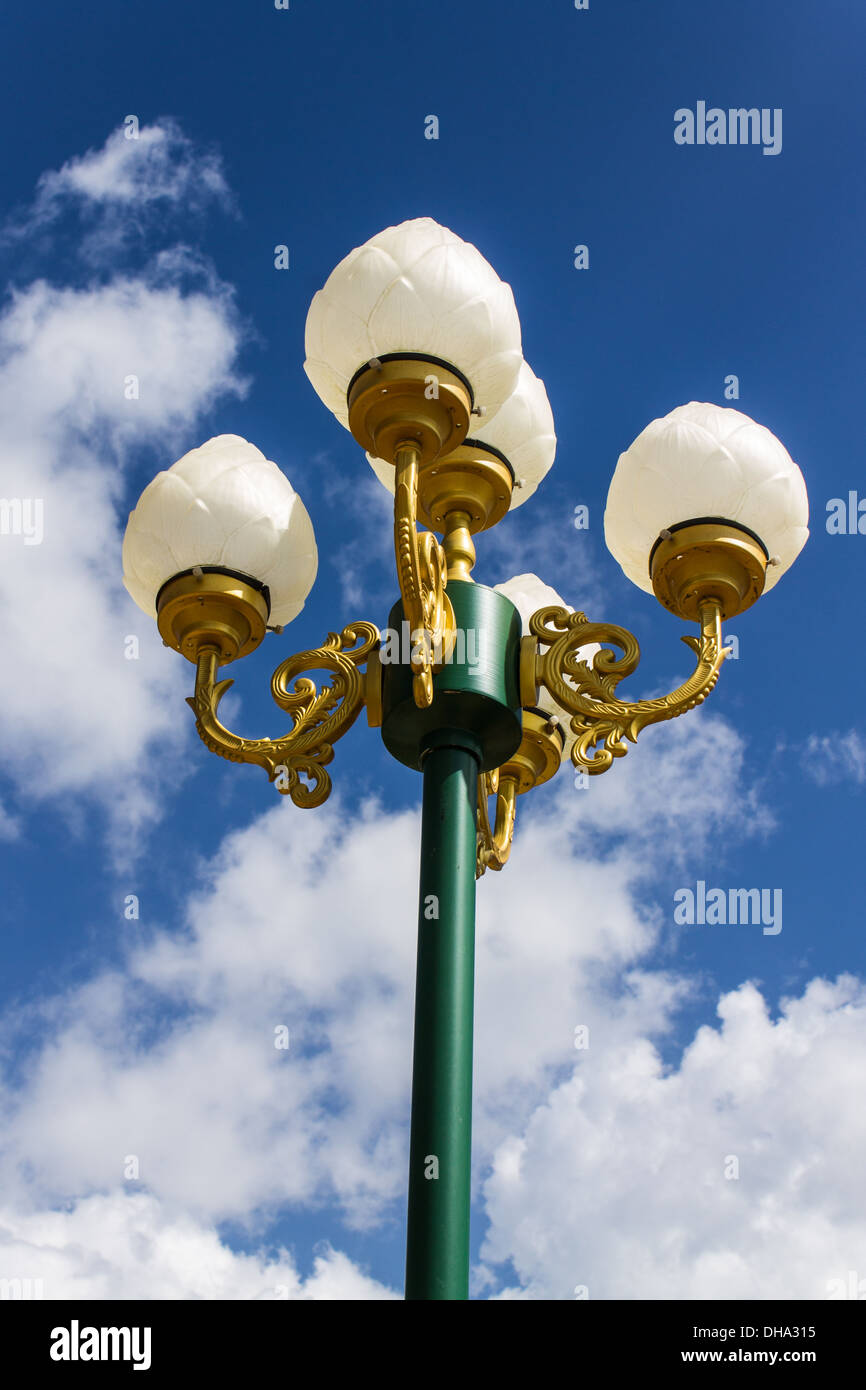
[{"xmin": 122, "ymin": 218, "xmax": 809, "ymax": 1300}]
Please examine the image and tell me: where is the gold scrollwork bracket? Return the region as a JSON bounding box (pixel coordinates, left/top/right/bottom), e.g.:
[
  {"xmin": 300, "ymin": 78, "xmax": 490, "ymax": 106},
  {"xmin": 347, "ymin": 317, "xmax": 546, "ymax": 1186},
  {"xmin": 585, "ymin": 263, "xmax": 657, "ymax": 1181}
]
[
  {"xmin": 394, "ymin": 439, "xmax": 454, "ymax": 709},
  {"xmin": 528, "ymin": 599, "xmax": 731, "ymax": 776},
  {"xmin": 186, "ymin": 621, "xmax": 380, "ymax": 808}
]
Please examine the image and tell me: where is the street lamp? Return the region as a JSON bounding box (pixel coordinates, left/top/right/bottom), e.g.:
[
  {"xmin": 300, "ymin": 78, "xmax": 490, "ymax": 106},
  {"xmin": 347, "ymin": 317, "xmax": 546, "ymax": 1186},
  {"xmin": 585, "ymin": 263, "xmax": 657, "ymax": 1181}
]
[{"xmin": 122, "ymin": 218, "xmax": 809, "ymax": 1300}]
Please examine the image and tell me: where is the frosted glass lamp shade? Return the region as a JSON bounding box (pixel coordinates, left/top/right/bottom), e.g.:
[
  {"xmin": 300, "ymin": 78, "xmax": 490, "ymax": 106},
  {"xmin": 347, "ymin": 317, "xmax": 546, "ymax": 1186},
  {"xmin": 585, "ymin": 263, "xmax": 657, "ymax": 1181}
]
[
  {"xmin": 494, "ymin": 572, "xmax": 600, "ymax": 765},
  {"xmin": 122, "ymin": 435, "xmax": 318, "ymax": 626},
  {"xmin": 304, "ymin": 217, "xmax": 523, "ymax": 427},
  {"xmin": 471, "ymin": 359, "xmax": 555, "ymax": 507},
  {"xmin": 366, "ymin": 358, "xmax": 555, "ymax": 511},
  {"xmin": 605, "ymin": 402, "xmax": 809, "ymax": 594}
]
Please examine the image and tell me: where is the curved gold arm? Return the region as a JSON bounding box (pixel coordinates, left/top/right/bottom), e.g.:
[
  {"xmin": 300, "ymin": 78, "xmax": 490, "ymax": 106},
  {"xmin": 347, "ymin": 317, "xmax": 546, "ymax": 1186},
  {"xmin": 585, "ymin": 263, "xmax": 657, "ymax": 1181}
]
[
  {"xmin": 476, "ymin": 710, "xmax": 565, "ymax": 878},
  {"xmin": 394, "ymin": 440, "xmax": 453, "ymax": 709},
  {"xmin": 531, "ymin": 598, "xmax": 730, "ymax": 775},
  {"xmin": 476, "ymin": 769, "xmax": 518, "ymax": 877},
  {"xmin": 186, "ymin": 621, "xmax": 380, "ymax": 807}
]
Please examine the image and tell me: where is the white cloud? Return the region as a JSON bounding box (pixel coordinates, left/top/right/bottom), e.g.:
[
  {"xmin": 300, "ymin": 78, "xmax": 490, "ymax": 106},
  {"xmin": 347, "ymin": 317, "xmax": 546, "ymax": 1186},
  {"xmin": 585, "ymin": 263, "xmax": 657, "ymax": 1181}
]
[
  {"xmin": 3, "ymin": 710, "xmax": 843, "ymax": 1302},
  {"xmin": 803, "ymin": 730, "xmax": 866, "ymax": 787},
  {"xmin": 1, "ymin": 707, "xmax": 864, "ymax": 1299},
  {"xmin": 0, "ymin": 798, "xmax": 419, "ymax": 1229},
  {"xmin": 480, "ymin": 975, "xmax": 866, "ymax": 1300},
  {"xmin": 39, "ymin": 121, "xmax": 227, "ymax": 207},
  {"xmin": 553, "ymin": 706, "xmax": 775, "ymax": 858},
  {"xmin": 5, "ymin": 120, "xmax": 230, "ymax": 261},
  {"xmin": 0, "ymin": 276, "xmax": 244, "ymax": 447},
  {"xmin": 0, "ymin": 1192, "xmax": 395, "ymax": 1300},
  {"xmin": 0, "ymin": 129, "xmax": 248, "ymax": 861}
]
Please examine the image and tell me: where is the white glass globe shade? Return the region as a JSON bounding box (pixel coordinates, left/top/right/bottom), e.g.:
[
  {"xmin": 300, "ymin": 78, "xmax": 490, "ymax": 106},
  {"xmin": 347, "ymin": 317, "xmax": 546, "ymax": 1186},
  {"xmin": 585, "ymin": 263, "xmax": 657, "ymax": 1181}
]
[
  {"xmin": 472, "ymin": 360, "xmax": 555, "ymax": 506},
  {"xmin": 122, "ymin": 435, "xmax": 318, "ymax": 626},
  {"xmin": 605, "ymin": 402, "xmax": 809, "ymax": 594},
  {"xmin": 365, "ymin": 358, "xmax": 555, "ymax": 510},
  {"xmin": 304, "ymin": 217, "xmax": 523, "ymax": 428},
  {"xmin": 494, "ymin": 572, "xmax": 600, "ymax": 765}
]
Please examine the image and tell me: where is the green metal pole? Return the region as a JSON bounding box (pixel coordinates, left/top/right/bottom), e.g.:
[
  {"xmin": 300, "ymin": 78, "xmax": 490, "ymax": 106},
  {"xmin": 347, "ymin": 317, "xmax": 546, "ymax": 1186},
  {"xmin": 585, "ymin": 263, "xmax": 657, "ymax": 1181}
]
[
  {"xmin": 379, "ymin": 580, "xmax": 522, "ymax": 1300},
  {"xmin": 405, "ymin": 728, "xmax": 481, "ymax": 1300}
]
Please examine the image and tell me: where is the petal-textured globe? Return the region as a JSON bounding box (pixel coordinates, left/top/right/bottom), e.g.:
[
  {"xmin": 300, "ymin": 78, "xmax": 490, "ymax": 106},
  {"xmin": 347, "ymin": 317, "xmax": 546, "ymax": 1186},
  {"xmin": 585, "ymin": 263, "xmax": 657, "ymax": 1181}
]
[
  {"xmin": 304, "ymin": 217, "xmax": 523, "ymax": 427},
  {"xmin": 472, "ymin": 359, "xmax": 556, "ymax": 506},
  {"xmin": 366, "ymin": 358, "xmax": 556, "ymax": 510},
  {"xmin": 604, "ymin": 402, "xmax": 809, "ymax": 594},
  {"xmin": 122, "ymin": 435, "xmax": 318, "ymax": 626},
  {"xmin": 494, "ymin": 572, "xmax": 600, "ymax": 765}
]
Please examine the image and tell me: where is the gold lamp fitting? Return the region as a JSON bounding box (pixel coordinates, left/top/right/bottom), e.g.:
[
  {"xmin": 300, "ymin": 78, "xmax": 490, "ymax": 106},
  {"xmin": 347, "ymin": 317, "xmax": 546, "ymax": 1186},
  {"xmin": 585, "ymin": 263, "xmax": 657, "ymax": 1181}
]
[
  {"xmin": 499, "ymin": 707, "xmax": 565, "ymax": 793},
  {"xmin": 347, "ymin": 356, "xmax": 472, "ymax": 465},
  {"xmin": 347, "ymin": 356, "xmax": 514, "ymax": 538},
  {"xmin": 650, "ymin": 520, "xmax": 768, "ymax": 623},
  {"xmin": 156, "ymin": 568, "xmax": 270, "ymax": 664},
  {"xmin": 416, "ymin": 440, "xmax": 513, "ymax": 534}
]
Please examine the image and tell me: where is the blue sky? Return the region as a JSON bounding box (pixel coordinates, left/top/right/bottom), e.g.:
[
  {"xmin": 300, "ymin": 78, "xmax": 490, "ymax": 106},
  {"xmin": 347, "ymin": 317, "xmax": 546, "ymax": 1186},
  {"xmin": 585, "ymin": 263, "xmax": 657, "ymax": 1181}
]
[{"xmin": 0, "ymin": 0, "xmax": 864, "ymax": 1299}]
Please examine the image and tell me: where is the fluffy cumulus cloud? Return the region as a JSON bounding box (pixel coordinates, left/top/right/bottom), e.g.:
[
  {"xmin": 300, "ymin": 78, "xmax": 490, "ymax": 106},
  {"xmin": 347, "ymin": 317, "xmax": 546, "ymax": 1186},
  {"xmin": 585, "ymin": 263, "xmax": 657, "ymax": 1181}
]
[
  {"xmin": 480, "ymin": 975, "xmax": 866, "ymax": 1301},
  {"xmin": 0, "ymin": 798, "xmax": 420, "ymax": 1231},
  {"xmin": 2, "ymin": 703, "xmax": 863, "ymax": 1299},
  {"xmin": 0, "ymin": 122, "xmax": 247, "ymax": 858},
  {"xmin": 0, "ymin": 1193, "xmax": 395, "ymax": 1300}
]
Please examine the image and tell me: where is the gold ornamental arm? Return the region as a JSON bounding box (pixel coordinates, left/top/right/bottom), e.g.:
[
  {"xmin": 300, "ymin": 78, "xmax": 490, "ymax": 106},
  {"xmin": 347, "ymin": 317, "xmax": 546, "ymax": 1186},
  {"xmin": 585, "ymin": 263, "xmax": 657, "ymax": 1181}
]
[
  {"xmin": 186, "ymin": 621, "xmax": 380, "ymax": 807},
  {"xmin": 530, "ymin": 598, "xmax": 730, "ymax": 775},
  {"xmin": 476, "ymin": 709, "xmax": 566, "ymax": 878},
  {"xmin": 476, "ymin": 769, "xmax": 518, "ymax": 877}
]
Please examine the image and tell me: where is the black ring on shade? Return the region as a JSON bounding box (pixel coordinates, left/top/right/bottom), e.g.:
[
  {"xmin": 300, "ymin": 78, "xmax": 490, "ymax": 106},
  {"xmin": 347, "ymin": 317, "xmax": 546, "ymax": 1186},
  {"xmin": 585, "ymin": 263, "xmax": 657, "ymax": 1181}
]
[
  {"xmin": 346, "ymin": 352, "xmax": 476, "ymax": 409},
  {"xmin": 647, "ymin": 516, "xmax": 770, "ymax": 577}
]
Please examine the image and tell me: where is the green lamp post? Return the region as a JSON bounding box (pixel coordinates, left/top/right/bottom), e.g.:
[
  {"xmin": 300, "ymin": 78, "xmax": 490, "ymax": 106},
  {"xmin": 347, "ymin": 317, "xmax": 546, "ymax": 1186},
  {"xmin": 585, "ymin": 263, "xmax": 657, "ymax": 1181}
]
[
  {"xmin": 380, "ymin": 579, "xmax": 523, "ymax": 1298},
  {"xmin": 121, "ymin": 219, "xmax": 809, "ymax": 1300}
]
